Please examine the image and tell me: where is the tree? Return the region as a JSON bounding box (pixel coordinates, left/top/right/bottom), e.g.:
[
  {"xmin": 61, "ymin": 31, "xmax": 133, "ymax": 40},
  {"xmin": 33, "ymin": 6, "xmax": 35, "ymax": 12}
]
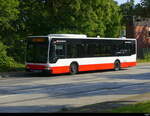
[
  {"xmin": 120, "ymin": 0, "xmax": 135, "ymax": 25},
  {"xmin": 0, "ymin": 0, "xmax": 19, "ymax": 38},
  {"xmin": 134, "ymin": 0, "xmax": 150, "ymax": 17},
  {"xmin": 102, "ymin": 0, "xmax": 122, "ymax": 37},
  {"xmin": 17, "ymin": 0, "xmax": 122, "ymax": 37},
  {"xmin": 47, "ymin": 0, "xmax": 122, "ymax": 37},
  {"xmin": 0, "ymin": 0, "xmax": 123, "ymax": 65},
  {"xmin": 0, "ymin": 0, "xmax": 19, "ymax": 68},
  {"xmin": 0, "ymin": 42, "xmax": 16, "ymax": 71}
]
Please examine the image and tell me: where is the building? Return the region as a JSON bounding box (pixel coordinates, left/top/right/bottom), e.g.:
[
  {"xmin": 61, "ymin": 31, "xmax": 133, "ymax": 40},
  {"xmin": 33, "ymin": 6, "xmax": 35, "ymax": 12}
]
[{"xmin": 126, "ymin": 16, "xmax": 150, "ymax": 58}]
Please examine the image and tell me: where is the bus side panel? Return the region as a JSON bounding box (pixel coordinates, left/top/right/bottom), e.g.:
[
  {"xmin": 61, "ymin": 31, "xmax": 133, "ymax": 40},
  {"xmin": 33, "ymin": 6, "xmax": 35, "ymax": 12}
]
[
  {"xmin": 121, "ymin": 62, "xmax": 136, "ymax": 68},
  {"xmin": 50, "ymin": 56, "xmax": 137, "ymax": 74},
  {"xmin": 51, "ymin": 66, "xmax": 70, "ymax": 74},
  {"xmin": 79, "ymin": 61, "xmax": 137, "ymax": 72},
  {"xmin": 121, "ymin": 54, "xmax": 137, "ymax": 68},
  {"xmin": 79, "ymin": 63, "xmax": 114, "ymax": 72},
  {"xmin": 127, "ymin": 62, "xmax": 137, "ymax": 67},
  {"xmin": 50, "ymin": 61, "xmax": 137, "ymax": 74}
]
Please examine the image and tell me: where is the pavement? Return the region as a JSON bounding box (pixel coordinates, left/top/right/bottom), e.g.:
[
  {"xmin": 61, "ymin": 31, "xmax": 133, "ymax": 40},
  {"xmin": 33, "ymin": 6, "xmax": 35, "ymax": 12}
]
[
  {"xmin": 62, "ymin": 92, "xmax": 150, "ymax": 112},
  {"xmin": 0, "ymin": 63, "xmax": 150, "ymax": 113},
  {"xmin": 0, "ymin": 72, "xmax": 26, "ymax": 78}
]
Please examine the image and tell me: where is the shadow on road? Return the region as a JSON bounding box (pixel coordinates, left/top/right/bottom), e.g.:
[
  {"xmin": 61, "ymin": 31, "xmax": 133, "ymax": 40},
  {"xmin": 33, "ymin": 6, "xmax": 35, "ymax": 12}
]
[
  {"xmin": 0, "ymin": 100, "xmax": 137, "ymax": 113},
  {"xmin": 61, "ymin": 100, "xmax": 136, "ymax": 113},
  {"xmin": 0, "ymin": 104, "xmax": 70, "ymax": 113},
  {"xmin": 1, "ymin": 73, "xmax": 150, "ymax": 98},
  {"xmin": 2, "ymin": 68, "xmax": 128, "ymax": 78}
]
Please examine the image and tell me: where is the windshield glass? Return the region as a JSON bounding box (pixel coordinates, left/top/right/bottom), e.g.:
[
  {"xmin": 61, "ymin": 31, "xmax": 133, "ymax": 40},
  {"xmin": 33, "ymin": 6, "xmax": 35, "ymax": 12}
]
[{"xmin": 26, "ymin": 37, "xmax": 49, "ymax": 63}]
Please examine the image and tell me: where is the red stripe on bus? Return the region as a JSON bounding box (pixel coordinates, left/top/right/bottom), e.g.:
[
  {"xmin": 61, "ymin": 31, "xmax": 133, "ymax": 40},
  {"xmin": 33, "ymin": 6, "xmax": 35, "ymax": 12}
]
[
  {"xmin": 51, "ymin": 62, "xmax": 136, "ymax": 74},
  {"xmin": 121, "ymin": 62, "xmax": 137, "ymax": 68},
  {"xmin": 79, "ymin": 63, "xmax": 114, "ymax": 72},
  {"xmin": 26, "ymin": 62, "xmax": 136, "ymax": 74},
  {"xmin": 26, "ymin": 64, "xmax": 46, "ymax": 70},
  {"xmin": 51, "ymin": 66, "xmax": 70, "ymax": 74}
]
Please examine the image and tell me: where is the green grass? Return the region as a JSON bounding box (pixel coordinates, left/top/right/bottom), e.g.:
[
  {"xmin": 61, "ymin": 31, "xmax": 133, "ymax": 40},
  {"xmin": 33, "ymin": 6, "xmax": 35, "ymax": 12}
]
[
  {"xmin": 106, "ymin": 101, "xmax": 150, "ymax": 113},
  {"xmin": 137, "ymin": 53, "xmax": 150, "ymax": 63},
  {"xmin": 12, "ymin": 63, "xmax": 25, "ymax": 72},
  {"xmin": 137, "ymin": 59, "xmax": 150, "ymax": 63},
  {"xmin": 61, "ymin": 101, "xmax": 150, "ymax": 113},
  {"xmin": 0, "ymin": 63, "xmax": 25, "ymax": 72}
]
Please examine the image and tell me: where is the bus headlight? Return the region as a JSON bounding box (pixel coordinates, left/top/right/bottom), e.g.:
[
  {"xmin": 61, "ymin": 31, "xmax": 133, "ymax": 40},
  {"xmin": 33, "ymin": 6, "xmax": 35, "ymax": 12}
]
[
  {"xmin": 45, "ymin": 66, "xmax": 50, "ymax": 70},
  {"xmin": 26, "ymin": 65, "xmax": 30, "ymax": 69}
]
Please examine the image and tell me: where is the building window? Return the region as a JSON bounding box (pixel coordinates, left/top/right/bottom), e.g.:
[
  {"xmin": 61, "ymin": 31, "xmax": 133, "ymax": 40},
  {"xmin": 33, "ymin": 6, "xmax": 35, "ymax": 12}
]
[{"xmin": 148, "ymin": 27, "xmax": 150, "ymax": 37}]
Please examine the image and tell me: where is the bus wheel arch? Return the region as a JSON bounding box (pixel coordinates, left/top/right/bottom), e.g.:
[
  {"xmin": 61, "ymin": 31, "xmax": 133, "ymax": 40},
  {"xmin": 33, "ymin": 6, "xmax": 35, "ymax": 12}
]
[
  {"xmin": 70, "ymin": 62, "xmax": 79, "ymax": 75},
  {"xmin": 114, "ymin": 60, "xmax": 121, "ymax": 71}
]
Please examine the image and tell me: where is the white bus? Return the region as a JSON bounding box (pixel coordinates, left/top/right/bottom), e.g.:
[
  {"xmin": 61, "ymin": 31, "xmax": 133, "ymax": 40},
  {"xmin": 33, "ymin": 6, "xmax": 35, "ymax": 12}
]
[{"xmin": 25, "ymin": 34, "xmax": 137, "ymax": 74}]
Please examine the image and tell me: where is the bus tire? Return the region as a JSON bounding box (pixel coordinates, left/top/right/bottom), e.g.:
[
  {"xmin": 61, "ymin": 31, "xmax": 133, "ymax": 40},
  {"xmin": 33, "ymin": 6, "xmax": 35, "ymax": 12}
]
[
  {"xmin": 114, "ymin": 60, "xmax": 121, "ymax": 71},
  {"xmin": 70, "ymin": 62, "xmax": 78, "ymax": 75}
]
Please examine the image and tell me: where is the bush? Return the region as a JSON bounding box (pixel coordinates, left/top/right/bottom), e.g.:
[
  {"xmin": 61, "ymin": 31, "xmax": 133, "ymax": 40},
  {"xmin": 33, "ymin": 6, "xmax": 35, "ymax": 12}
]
[
  {"xmin": 0, "ymin": 42, "xmax": 16, "ymax": 71},
  {"xmin": 6, "ymin": 35, "xmax": 26, "ymax": 63}
]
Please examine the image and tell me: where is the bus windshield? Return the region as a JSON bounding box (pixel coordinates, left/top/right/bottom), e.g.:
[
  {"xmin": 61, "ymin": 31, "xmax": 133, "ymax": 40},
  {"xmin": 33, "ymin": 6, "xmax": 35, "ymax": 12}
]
[{"xmin": 26, "ymin": 37, "xmax": 49, "ymax": 63}]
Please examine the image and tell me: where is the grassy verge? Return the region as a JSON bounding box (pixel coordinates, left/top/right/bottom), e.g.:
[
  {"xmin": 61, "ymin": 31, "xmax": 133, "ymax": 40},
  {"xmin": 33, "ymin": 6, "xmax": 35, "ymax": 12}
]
[
  {"xmin": 105, "ymin": 101, "xmax": 150, "ymax": 113},
  {"xmin": 11, "ymin": 63, "xmax": 25, "ymax": 72},
  {"xmin": 60, "ymin": 101, "xmax": 150, "ymax": 113},
  {"xmin": 137, "ymin": 59, "xmax": 150, "ymax": 63},
  {"xmin": 0, "ymin": 63, "xmax": 25, "ymax": 72}
]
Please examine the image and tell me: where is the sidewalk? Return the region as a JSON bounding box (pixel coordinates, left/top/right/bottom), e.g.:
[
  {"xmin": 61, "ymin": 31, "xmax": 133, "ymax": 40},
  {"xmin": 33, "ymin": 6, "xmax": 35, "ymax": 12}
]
[
  {"xmin": 61, "ymin": 92, "xmax": 150, "ymax": 112},
  {"xmin": 0, "ymin": 71, "xmax": 26, "ymax": 78}
]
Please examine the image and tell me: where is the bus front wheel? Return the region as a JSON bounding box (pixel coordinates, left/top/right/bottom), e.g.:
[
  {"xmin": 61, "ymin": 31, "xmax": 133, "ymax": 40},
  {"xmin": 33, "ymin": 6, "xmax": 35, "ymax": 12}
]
[{"xmin": 70, "ymin": 63, "xmax": 78, "ymax": 75}]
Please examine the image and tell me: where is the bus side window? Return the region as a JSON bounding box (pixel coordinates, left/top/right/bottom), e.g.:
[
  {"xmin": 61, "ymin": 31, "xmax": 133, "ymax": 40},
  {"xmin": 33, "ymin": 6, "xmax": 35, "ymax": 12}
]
[
  {"xmin": 124, "ymin": 43, "xmax": 132, "ymax": 56},
  {"xmin": 67, "ymin": 43, "xmax": 78, "ymax": 58},
  {"xmin": 113, "ymin": 41, "xmax": 126, "ymax": 56},
  {"xmin": 55, "ymin": 44, "xmax": 66, "ymax": 58},
  {"xmin": 131, "ymin": 43, "xmax": 136, "ymax": 55}
]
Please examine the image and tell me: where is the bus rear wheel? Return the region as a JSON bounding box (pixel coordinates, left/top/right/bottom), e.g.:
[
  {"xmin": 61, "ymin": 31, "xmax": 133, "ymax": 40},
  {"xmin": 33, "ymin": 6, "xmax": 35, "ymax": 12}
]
[
  {"xmin": 70, "ymin": 63, "xmax": 78, "ymax": 75},
  {"xmin": 114, "ymin": 60, "xmax": 121, "ymax": 71}
]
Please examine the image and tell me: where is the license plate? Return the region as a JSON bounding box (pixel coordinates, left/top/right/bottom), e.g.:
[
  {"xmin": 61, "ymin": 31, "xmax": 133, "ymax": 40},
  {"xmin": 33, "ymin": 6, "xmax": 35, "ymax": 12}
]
[{"xmin": 33, "ymin": 70, "xmax": 42, "ymax": 73}]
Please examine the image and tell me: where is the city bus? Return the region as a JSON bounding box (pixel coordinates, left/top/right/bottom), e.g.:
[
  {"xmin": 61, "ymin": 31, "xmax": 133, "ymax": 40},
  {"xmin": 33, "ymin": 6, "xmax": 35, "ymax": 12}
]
[{"xmin": 25, "ymin": 34, "xmax": 137, "ymax": 74}]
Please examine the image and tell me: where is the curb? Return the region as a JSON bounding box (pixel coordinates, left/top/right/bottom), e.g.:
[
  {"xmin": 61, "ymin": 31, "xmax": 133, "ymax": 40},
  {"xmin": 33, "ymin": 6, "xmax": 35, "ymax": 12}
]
[{"xmin": 0, "ymin": 72, "xmax": 26, "ymax": 78}]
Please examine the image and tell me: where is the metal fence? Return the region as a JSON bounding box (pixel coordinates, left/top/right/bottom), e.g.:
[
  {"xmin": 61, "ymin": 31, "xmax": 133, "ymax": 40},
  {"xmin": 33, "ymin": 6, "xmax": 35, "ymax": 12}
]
[{"xmin": 143, "ymin": 48, "xmax": 150, "ymax": 59}]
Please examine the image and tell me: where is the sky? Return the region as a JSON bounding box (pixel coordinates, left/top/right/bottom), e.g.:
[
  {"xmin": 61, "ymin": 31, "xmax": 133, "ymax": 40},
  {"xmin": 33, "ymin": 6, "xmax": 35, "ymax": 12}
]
[{"xmin": 115, "ymin": 0, "xmax": 141, "ymax": 5}]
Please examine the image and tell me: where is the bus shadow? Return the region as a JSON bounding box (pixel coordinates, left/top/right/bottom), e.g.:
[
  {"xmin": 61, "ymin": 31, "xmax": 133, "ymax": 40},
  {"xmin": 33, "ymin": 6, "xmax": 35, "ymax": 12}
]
[
  {"xmin": 78, "ymin": 69, "xmax": 128, "ymax": 75},
  {"xmin": 3, "ymin": 69, "xmax": 128, "ymax": 78}
]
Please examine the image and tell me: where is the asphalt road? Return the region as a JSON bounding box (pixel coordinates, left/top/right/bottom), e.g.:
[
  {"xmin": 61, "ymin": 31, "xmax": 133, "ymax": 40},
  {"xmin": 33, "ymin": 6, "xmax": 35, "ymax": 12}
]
[{"xmin": 0, "ymin": 63, "xmax": 150, "ymax": 113}]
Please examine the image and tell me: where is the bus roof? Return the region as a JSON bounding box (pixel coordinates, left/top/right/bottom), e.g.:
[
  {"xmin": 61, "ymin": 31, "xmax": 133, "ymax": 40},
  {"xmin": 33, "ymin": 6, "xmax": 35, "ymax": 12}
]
[
  {"xmin": 28, "ymin": 34, "xmax": 136, "ymax": 41},
  {"xmin": 48, "ymin": 34, "xmax": 87, "ymax": 38},
  {"xmin": 28, "ymin": 34, "xmax": 87, "ymax": 39}
]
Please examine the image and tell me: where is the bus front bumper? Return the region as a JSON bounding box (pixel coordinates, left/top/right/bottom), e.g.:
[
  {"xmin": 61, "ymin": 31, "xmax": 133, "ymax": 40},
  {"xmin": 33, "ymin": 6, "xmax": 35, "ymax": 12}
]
[{"xmin": 25, "ymin": 64, "xmax": 52, "ymax": 73}]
